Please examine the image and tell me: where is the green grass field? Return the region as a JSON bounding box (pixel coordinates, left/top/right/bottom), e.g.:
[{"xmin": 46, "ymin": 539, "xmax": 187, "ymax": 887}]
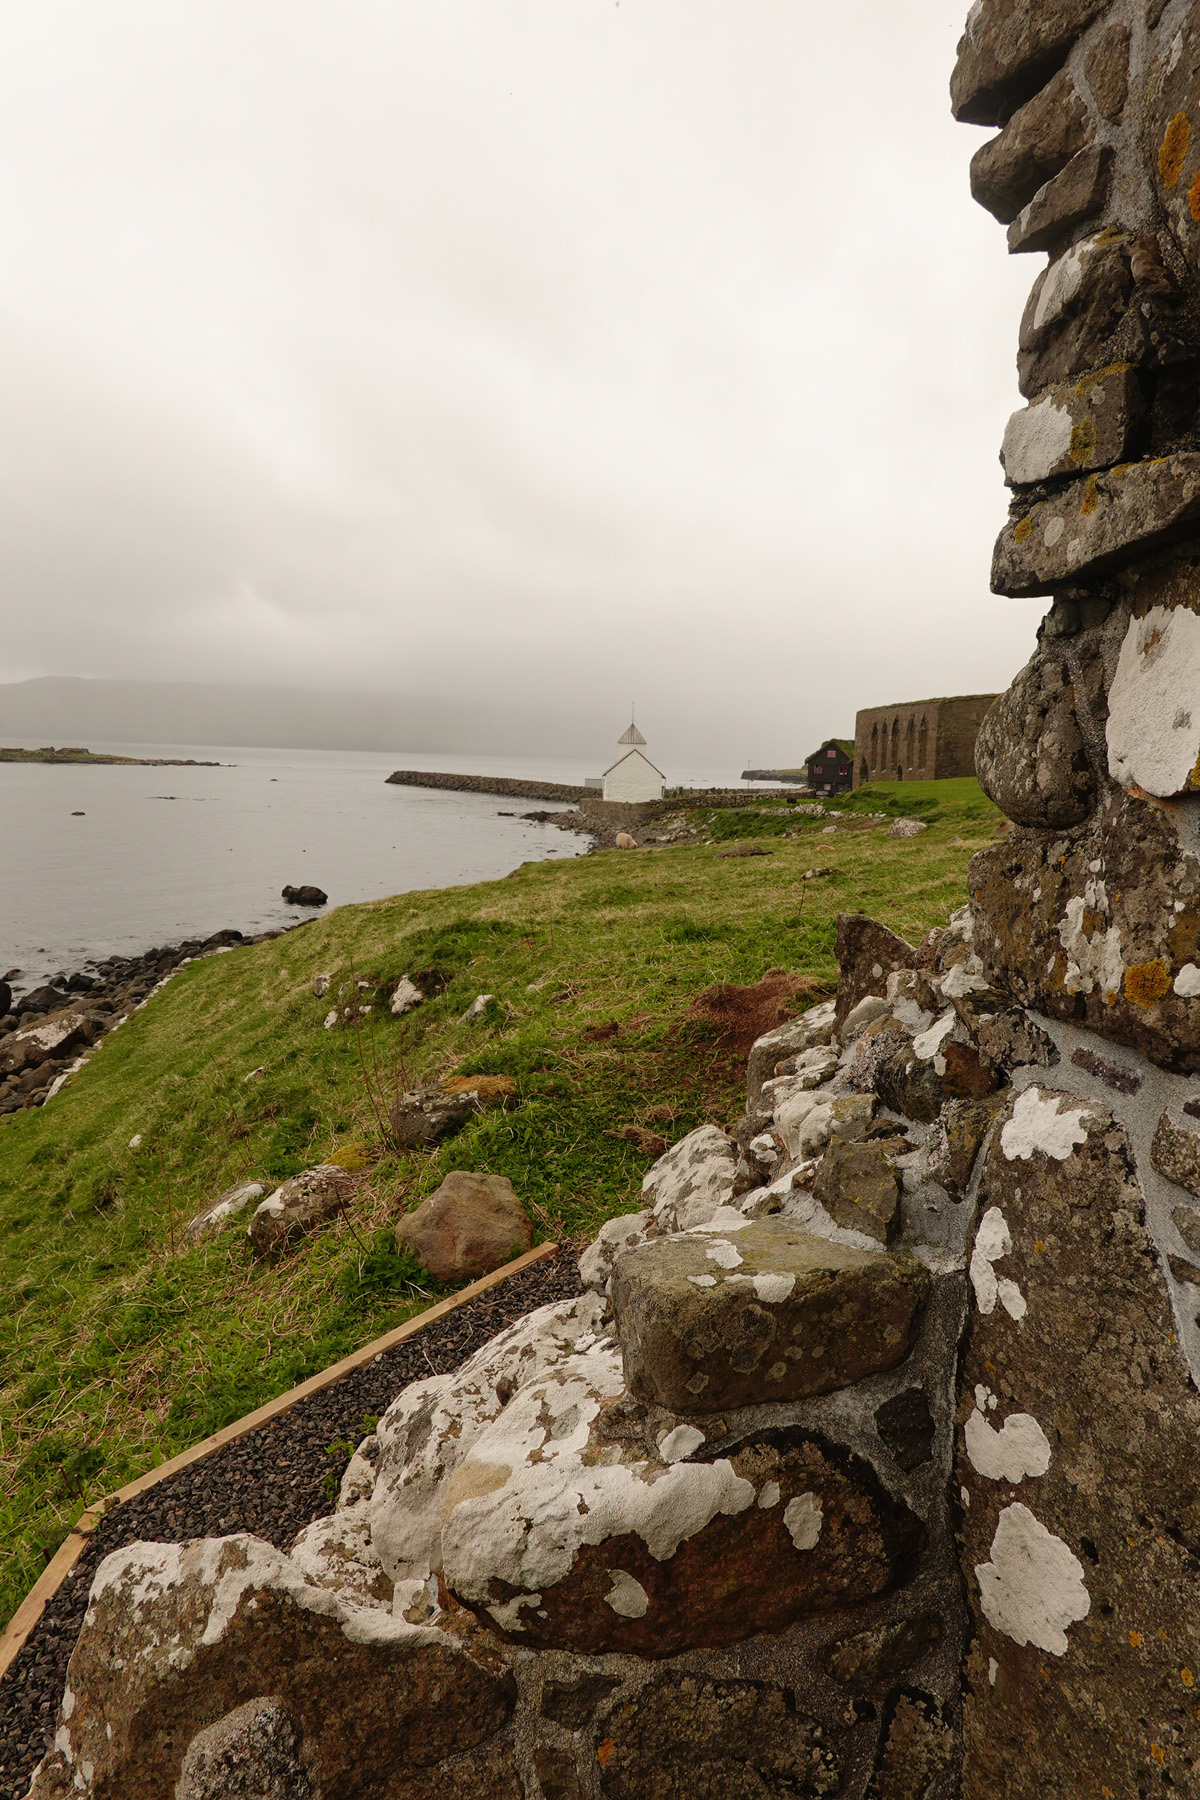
[{"xmin": 0, "ymin": 777, "xmax": 998, "ymax": 1625}]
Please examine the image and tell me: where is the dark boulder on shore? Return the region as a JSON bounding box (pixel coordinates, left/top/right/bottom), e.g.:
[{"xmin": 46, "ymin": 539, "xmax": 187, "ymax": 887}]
[{"xmin": 281, "ymin": 884, "xmax": 328, "ymax": 906}]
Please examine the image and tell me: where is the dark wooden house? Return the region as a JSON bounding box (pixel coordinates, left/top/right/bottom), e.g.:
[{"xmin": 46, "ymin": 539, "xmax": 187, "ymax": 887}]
[{"xmin": 805, "ymin": 738, "xmax": 855, "ymax": 796}]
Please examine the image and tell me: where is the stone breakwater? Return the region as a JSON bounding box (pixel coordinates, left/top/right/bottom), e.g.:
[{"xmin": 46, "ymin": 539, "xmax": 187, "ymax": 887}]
[{"xmin": 385, "ymin": 771, "xmax": 596, "ymax": 803}]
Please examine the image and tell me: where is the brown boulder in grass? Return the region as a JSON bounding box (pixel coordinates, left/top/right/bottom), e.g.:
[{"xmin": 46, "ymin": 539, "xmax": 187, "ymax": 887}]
[{"xmin": 396, "ymin": 1170, "xmax": 533, "ymax": 1281}]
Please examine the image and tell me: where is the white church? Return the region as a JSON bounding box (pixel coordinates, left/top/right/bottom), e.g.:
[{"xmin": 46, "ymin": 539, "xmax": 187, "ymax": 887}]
[{"xmin": 587, "ymin": 720, "xmax": 665, "ymax": 803}]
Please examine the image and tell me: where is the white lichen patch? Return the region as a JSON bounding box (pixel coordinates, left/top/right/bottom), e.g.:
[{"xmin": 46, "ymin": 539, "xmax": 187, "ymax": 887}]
[
  {"xmin": 970, "ymin": 1207, "xmax": 1013, "ymax": 1316},
  {"xmin": 758, "ymin": 1481, "xmax": 781, "ymax": 1509},
  {"xmin": 366, "ymin": 1294, "xmax": 608, "ymax": 1586},
  {"xmin": 1057, "ymin": 896, "xmax": 1123, "ymax": 1000},
  {"xmin": 783, "ymin": 1493, "xmax": 823, "ymax": 1551},
  {"xmin": 1001, "ymin": 394, "xmax": 1075, "ymax": 486},
  {"xmin": 752, "ymin": 1273, "xmax": 796, "ymax": 1303},
  {"xmin": 1001, "ymin": 1087, "xmax": 1089, "ymax": 1163},
  {"xmin": 965, "ymin": 1407, "xmax": 1051, "ymax": 1484},
  {"xmin": 975, "ymin": 1502, "xmax": 1090, "ymax": 1655},
  {"xmin": 1175, "ymin": 963, "xmax": 1200, "ymax": 998},
  {"xmin": 687, "ymin": 1274, "xmax": 717, "ymax": 1287},
  {"xmin": 641, "ymin": 1125, "xmax": 737, "ymax": 1232},
  {"xmin": 705, "ymin": 1239, "xmax": 743, "ymax": 1270},
  {"xmin": 659, "ymin": 1425, "xmax": 705, "ymax": 1463},
  {"xmin": 913, "ymin": 1012, "xmax": 955, "ymax": 1064},
  {"xmin": 1106, "ymin": 604, "xmax": 1200, "ymax": 796},
  {"xmin": 441, "ymin": 1347, "xmax": 755, "ymax": 1610},
  {"xmin": 604, "ymin": 1569, "xmax": 650, "ymax": 1618}
]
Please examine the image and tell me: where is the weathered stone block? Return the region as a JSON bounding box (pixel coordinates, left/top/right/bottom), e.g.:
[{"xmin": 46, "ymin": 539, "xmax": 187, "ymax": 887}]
[
  {"xmin": 957, "ymin": 1091, "xmax": 1200, "ymax": 1797},
  {"xmin": 951, "ymin": 0, "xmax": 1108, "ymax": 127},
  {"xmin": 1016, "ymin": 233, "xmax": 1135, "ymax": 399},
  {"xmin": 1007, "ymin": 143, "xmax": 1111, "ymax": 253},
  {"xmin": 970, "ymin": 67, "xmax": 1091, "ymax": 224},
  {"xmin": 812, "ymin": 1139, "xmax": 902, "ymax": 1244},
  {"xmin": 441, "ymin": 1346, "xmax": 923, "ymax": 1655},
  {"xmin": 247, "ymin": 1164, "xmax": 356, "ymax": 1255},
  {"xmin": 923, "ymin": 1095, "xmax": 1007, "ymax": 1199},
  {"xmin": 746, "ymin": 1000, "xmax": 835, "ymax": 1107},
  {"xmin": 1000, "ymin": 364, "xmax": 1144, "ymax": 487},
  {"xmin": 1151, "ymin": 1109, "xmax": 1200, "ymax": 1198},
  {"xmin": 640, "ymin": 1123, "xmax": 737, "ymax": 1231},
  {"xmin": 26, "ymin": 1535, "xmax": 517, "ymax": 1800},
  {"xmin": 973, "ymin": 640, "xmax": 1101, "ymax": 828},
  {"xmin": 970, "ymin": 790, "xmax": 1200, "ymax": 1071},
  {"xmin": 993, "ymin": 453, "xmax": 1200, "ymax": 598},
  {"xmin": 611, "ymin": 1217, "xmax": 929, "ymax": 1412},
  {"xmin": 834, "ymin": 914, "xmax": 921, "ymax": 1030},
  {"xmin": 1084, "ymin": 20, "xmax": 1129, "ymax": 120},
  {"xmin": 594, "ymin": 1676, "xmax": 840, "ymax": 1797}
]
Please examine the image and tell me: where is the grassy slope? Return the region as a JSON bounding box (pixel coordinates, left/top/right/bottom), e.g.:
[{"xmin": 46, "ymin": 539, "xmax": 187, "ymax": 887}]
[{"xmin": 0, "ymin": 777, "xmax": 998, "ymax": 1624}]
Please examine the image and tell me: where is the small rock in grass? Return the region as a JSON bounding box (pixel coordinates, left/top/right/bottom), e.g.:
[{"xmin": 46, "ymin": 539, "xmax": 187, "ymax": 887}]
[
  {"xmin": 390, "ymin": 977, "xmax": 424, "ymax": 1016},
  {"xmin": 396, "ymin": 1170, "xmax": 533, "ymax": 1281},
  {"xmin": 248, "ymin": 1164, "xmax": 356, "ymax": 1255},
  {"xmin": 322, "ymin": 1009, "xmax": 338, "ymax": 1030},
  {"xmin": 887, "ymin": 818, "xmax": 926, "ymax": 838},
  {"xmin": 460, "ymin": 994, "xmax": 494, "ymax": 1023},
  {"xmin": 184, "ymin": 1181, "xmax": 267, "ymax": 1245},
  {"xmin": 312, "ymin": 972, "xmax": 331, "ymax": 997},
  {"xmin": 390, "ymin": 1077, "xmax": 517, "ymax": 1149}
]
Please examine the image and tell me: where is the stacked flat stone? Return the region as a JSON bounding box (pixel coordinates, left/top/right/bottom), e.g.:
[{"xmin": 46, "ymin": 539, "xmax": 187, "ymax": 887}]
[{"xmin": 955, "ymin": 1, "xmax": 1200, "ymax": 1790}]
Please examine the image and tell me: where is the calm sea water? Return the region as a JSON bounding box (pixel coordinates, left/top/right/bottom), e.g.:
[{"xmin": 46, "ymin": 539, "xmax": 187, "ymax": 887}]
[{"xmin": 1, "ymin": 743, "xmax": 756, "ymax": 991}]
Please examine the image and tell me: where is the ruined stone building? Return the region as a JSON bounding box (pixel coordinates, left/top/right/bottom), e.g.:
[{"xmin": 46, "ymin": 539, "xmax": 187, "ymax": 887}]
[{"xmin": 852, "ymin": 694, "xmax": 998, "ymax": 787}]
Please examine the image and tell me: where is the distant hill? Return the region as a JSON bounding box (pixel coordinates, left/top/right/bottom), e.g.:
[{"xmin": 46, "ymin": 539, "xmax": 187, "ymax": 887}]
[{"xmin": 0, "ymin": 677, "xmax": 611, "ymax": 758}]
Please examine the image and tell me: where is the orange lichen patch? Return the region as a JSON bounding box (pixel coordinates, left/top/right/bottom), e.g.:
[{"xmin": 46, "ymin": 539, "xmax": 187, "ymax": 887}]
[
  {"xmin": 1124, "ymin": 961, "xmax": 1173, "ymax": 1008},
  {"xmin": 1188, "ymin": 745, "xmax": 1200, "ymax": 790},
  {"xmin": 1183, "ymin": 1668, "xmax": 1195, "ymax": 1688},
  {"xmin": 1129, "ymin": 1629, "xmax": 1143, "ymax": 1647},
  {"xmin": 596, "ymin": 1740, "xmax": 616, "ymax": 1767},
  {"xmin": 1070, "ymin": 417, "xmax": 1097, "ymax": 463},
  {"xmin": 1190, "ymin": 169, "xmax": 1200, "ymax": 221},
  {"xmin": 1151, "ymin": 1744, "xmax": 1166, "ymax": 1765},
  {"xmin": 1013, "ymin": 512, "xmax": 1035, "ymax": 544},
  {"xmin": 1073, "ymin": 362, "xmax": 1130, "ymax": 398},
  {"xmin": 1160, "ymin": 112, "xmax": 1191, "ymax": 188},
  {"xmin": 440, "ymin": 1073, "xmax": 518, "ymax": 1099},
  {"xmin": 1080, "ymin": 475, "xmax": 1099, "ymax": 515}
]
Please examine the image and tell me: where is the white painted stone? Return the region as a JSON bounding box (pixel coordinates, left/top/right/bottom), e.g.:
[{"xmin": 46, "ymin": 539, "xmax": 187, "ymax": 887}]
[
  {"xmin": 604, "ymin": 1569, "xmax": 650, "ymax": 1618},
  {"xmin": 975, "ymin": 1502, "xmax": 1090, "ymax": 1655},
  {"xmin": 1001, "ymin": 1087, "xmax": 1089, "ymax": 1162},
  {"xmin": 1107, "ymin": 604, "xmax": 1200, "ymax": 796},
  {"xmin": 940, "ymin": 955, "xmax": 990, "ymax": 999},
  {"xmin": 1057, "ymin": 895, "xmax": 1124, "ymax": 1000},
  {"xmin": 965, "ymin": 1407, "xmax": 1051, "ymax": 1484},
  {"xmin": 1001, "ymin": 394, "xmax": 1075, "ymax": 486},
  {"xmin": 323, "ymin": 1009, "xmax": 338, "ymax": 1030},
  {"xmin": 1033, "ymin": 237, "xmax": 1092, "ymax": 334},
  {"xmin": 783, "ymin": 1493, "xmax": 823, "ymax": 1551},
  {"xmin": 687, "ymin": 1274, "xmax": 717, "ymax": 1287},
  {"xmin": 996, "ymin": 1279, "xmax": 1027, "ymax": 1320}
]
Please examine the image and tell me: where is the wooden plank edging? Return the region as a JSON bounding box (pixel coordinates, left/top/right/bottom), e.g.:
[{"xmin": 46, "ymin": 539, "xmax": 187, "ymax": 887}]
[{"xmin": 0, "ymin": 1240, "xmax": 559, "ymax": 1681}]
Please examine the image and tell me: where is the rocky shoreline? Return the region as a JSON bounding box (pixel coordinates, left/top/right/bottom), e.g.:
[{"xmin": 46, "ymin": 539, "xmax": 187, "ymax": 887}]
[{"xmin": 0, "ymin": 921, "xmax": 313, "ymax": 1119}]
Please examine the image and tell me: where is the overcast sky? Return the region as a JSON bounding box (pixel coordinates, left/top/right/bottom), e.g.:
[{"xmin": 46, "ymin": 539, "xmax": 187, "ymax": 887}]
[{"xmin": 0, "ymin": 0, "xmax": 1035, "ymax": 762}]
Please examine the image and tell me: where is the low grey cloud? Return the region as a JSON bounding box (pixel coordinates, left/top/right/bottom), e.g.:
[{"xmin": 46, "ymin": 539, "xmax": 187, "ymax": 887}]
[{"xmin": 0, "ymin": 0, "xmax": 1032, "ymax": 763}]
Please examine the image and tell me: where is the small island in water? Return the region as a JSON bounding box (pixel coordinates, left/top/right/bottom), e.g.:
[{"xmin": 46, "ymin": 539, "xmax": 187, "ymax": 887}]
[{"xmin": 0, "ymin": 745, "xmax": 223, "ymax": 767}]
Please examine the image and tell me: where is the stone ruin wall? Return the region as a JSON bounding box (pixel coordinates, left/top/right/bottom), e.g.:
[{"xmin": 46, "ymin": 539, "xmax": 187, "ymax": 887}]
[
  {"xmin": 852, "ymin": 697, "xmax": 998, "ymax": 789},
  {"xmin": 21, "ymin": 2, "xmax": 1200, "ymax": 1795}
]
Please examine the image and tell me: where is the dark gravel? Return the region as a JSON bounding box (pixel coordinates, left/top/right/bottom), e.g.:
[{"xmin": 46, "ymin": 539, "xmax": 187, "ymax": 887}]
[{"xmin": 0, "ymin": 1250, "xmax": 584, "ymax": 1800}]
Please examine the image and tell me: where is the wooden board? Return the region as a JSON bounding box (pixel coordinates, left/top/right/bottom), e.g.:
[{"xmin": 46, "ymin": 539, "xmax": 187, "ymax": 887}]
[{"xmin": 0, "ymin": 1240, "xmax": 559, "ymax": 1681}]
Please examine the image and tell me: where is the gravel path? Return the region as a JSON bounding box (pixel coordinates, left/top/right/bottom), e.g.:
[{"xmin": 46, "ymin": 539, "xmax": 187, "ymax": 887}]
[{"xmin": 0, "ymin": 1250, "xmax": 584, "ymax": 1800}]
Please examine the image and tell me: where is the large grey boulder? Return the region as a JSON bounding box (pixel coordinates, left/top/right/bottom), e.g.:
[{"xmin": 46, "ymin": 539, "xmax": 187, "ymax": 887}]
[
  {"xmin": 640, "ymin": 1124, "xmax": 737, "ymax": 1232},
  {"xmin": 611, "ymin": 1216, "xmax": 929, "ymax": 1413}
]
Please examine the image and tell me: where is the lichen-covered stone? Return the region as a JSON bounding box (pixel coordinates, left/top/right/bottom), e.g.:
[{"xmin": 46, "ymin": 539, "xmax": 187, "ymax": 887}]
[
  {"xmin": 866, "ymin": 1692, "xmax": 955, "ymax": 1800},
  {"xmin": 1151, "ymin": 1109, "xmax": 1200, "ymax": 1198},
  {"xmin": 389, "ymin": 1080, "xmax": 514, "ymax": 1150},
  {"xmin": 993, "ymin": 453, "xmax": 1200, "ymax": 598},
  {"xmin": 969, "ymin": 66, "xmax": 1091, "ymax": 224},
  {"xmin": 440, "ymin": 1345, "xmax": 923, "ymax": 1656},
  {"xmin": 246, "ymin": 1164, "xmax": 356, "ymax": 1255},
  {"xmin": 833, "ymin": 915, "xmax": 920, "ymax": 1031},
  {"xmin": 974, "ymin": 637, "xmax": 1105, "ymax": 828},
  {"xmin": 824, "ymin": 1615, "xmax": 944, "ymax": 1691},
  {"xmin": 956, "ymin": 1090, "xmax": 1200, "ymax": 1797},
  {"xmin": 1015, "ymin": 232, "xmax": 1136, "ymax": 400},
  {"xmin": 875, "ymin": 1043, "xmax": 945, "ymax": 1124},
  {"xmin": 25, "ymin": 1535, "xmax": 516, "ymax": 1800},
  {"xmin": 1000, "ymin": 364, "xmax": 1144, "ymax": 488},
  {"xmin": 811, "ymin": 1139, "xmax": 902, "ymax": 1245},
  {"xmin": 396, "ymin": 1169, "xmax": 532, "ymax": 1281},
  {"xmin": 1006, "ymin": 142, "xmax": 1111, "ymax": 254},
  {"xmin": 969, "ymin": 790, "xmax": 1200, "ymax": 1071},
  {"xmin": 923, "ymin": 1096, "xmax": 1006, "ymax": 1199},
  {"xmin": 1084, "ymin": 20, "xmax": 1129, "ymax": 121},
  {"xmin": 950, "ymin": 0, "xmax": 1108, "ymax": 126},
  {"xmin": 746, "ymin": 999, "xmax": 836, "ymax": 1107},
  {"xmin": 595, "ymin": 1675, "xmax": 840, "ymax": 1798},
  {"xmin": 640, "ymin": 1123, "xmax": 737, "ymax": 1231},
  {"xmin": 177, "ymin": 1697, "xmax": 312, "ymax": 1800},
  {"xmin": 612, "ymin": 1217, "xmax": 929, "ymax": 1412}
]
